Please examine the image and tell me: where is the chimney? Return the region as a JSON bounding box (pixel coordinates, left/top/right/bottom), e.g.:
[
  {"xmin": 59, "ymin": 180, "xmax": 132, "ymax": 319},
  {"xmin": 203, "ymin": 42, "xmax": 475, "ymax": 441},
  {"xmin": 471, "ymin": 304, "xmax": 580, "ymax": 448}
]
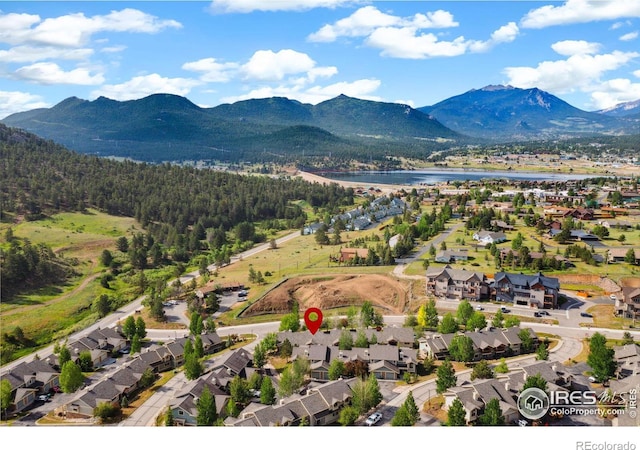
[
  {"xmin": 504, "ymin": 381, "xmax": 510, "ymax": 392},
  {"xmin": 472, "ymin": 391, "xmax": 479, "ymax": 401}
]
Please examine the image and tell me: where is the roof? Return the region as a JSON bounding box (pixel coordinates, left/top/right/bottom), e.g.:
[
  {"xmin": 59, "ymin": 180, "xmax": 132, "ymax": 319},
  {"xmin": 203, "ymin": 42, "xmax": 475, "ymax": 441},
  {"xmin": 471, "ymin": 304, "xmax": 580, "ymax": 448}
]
[
  {"xmin": 494, "ymin": 272, "xmax": 559, "ymax": 290},
  {"xmin": 426, "ymin": 265, "xmax": 486, "ymax": 283}
]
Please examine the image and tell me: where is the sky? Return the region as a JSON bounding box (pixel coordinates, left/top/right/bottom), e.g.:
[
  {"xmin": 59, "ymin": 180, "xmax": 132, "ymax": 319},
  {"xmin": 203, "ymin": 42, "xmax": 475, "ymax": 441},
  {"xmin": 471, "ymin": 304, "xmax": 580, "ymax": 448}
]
[{"xmin": 1, "ymin": 0, "xmax": 640, "ymax": 119}]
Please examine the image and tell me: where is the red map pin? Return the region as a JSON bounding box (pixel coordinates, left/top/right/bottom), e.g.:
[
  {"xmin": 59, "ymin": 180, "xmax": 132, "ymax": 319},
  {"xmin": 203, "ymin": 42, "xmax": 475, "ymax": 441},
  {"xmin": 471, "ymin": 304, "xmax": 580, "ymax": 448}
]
[{"xmin": 304, "ymin": 307, "xmax": 323, "ymax": 335}]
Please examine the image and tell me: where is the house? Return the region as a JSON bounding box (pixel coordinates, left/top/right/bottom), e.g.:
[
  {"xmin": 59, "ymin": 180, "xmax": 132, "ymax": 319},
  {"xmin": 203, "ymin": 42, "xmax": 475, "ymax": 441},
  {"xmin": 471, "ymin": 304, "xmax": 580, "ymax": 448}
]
[
  {"xmin": 442, "ymin": 360, "xmax": 571, "ymax": 425},
  {"xmin": 65, "ymin": 379, "xmax": 122, "ymax": 419},
  {"xmin": 608, "ymin": 248, "xmax": 640, "ymax": 264},
  {"xmin": 195, "ymin": 284, "xmax": 218, "ymax": 300},
  {"xmin": 442, "ymin": 378, "xmax": 519, "ymax": 424},
  {"xmin": 614, "ymin": 287, "xmax": 640, "ymax": 320},
  {"xmin": 472, "ymin": 230, "xmax": 507, "ymax": 245},
  {"xmin": 493, "ymin": 271, "xmax": 559, "ymax": 309},
  {"xmin": 425, "ymin": 265, "xmax": 489, "ymax": 301},
  {"xmin": 168, "ymin": 376, "xmax": 231, "ymax": 426},
  {"xmin": 277, "ymin": 327, "xmax": 415, "ymax": 349},
  {"xmin": 549, "ymin": 229, "xmax": 600, "ymax": 241},
  {"xmin": 225, "ymin": 378, "xmax": 356, "ymax": 426},
  {"xmin": 0, "ymin": 358, "xmax": 61, "ymax": 413},
  {"xmin": 291, "ymin": 343, "xmax": 418, "ymax": 381},
  {"xmin": 613, "ymin": 344, "xmax": 640, "ymax": 378},
  {"xmin": 490, "ymin": 220, "xmax": 515, "ymax": 231},
  {"xmin": 338, "ymin": 248, "xmax": 369, "ymax": 263},
  {"xmin": 435, "ymin": 249, "xmax": 469, "ymax": 263},
  {"xmin": 216, "ymin": 348, "xmax": 253, "ymax": 377},
  {"xmin": 419, "ymin": 326, "xmax": 538, "ymax": 361},
  {"xmin": 610, "ymin": 375, "xmax": 640, "ymax": 426},
  {"xmin": 352, "ymin": 217, "xmax": 372, "ymax": 231},
  {"xmin": 302, "ymin": 223, "xmax": 324, "ymax": 235},
  {"xmin": 599, "ymin": 220, "xmax": 633, "ymax": 230}
]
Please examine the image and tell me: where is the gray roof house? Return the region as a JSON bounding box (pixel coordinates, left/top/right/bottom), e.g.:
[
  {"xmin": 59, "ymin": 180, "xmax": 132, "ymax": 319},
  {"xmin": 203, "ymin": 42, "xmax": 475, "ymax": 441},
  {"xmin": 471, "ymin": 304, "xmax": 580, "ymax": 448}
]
[
  {"xmin": 425, "ymin": 265, "xmax": 489, "ymax": 301},
  {"xmin": 493, "ymin": 272, "xmax": 560, "ymax": 309},
  {"xmin": 225, "ymin": 378, "xmax": 356, "ymax": 427},
  {"xmin": 169, "ymin": 376, "xmax": 231, "ymax": 426},
  {"xmin": 472, "ymin": 230, "xmax": 507, "ymax": 245}
]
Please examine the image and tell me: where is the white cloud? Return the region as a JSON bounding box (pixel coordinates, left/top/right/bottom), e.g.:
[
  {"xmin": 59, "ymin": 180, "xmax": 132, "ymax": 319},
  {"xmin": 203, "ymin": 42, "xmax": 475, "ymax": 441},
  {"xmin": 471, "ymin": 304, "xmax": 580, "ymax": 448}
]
[
  {"xmin": 0, "ymin": 9, "xmax": 181, "ymax": 47},
  {"xmin": 366, "ymin": 21, "xmax": 518, "ymax": 59},
  {"xmin": 468, "ymin": 22, "xmax": 519, "ymax": 52},
  {"xmin": 0, "ymin": 90, "xmax": 49, "ymax": 119},
  {"xmin": 220, "ymin": 78, "xmax": 381, "ymax": 105},
  {"xmin": 620, "ymin": 31, "xmax": 639, "ymax": 41},
  {"xmin": 14, "ymin": 62, "xmax": 105, "ymax": 85},
  {"xmin": 241, "ymin": 49, "xmax": 337, "ymax": 82},
  {"xmin": 551, "ymin": 40, "xmax": 601, "ymax": 56},
  {"xmin": 91, "ymin": 73, "xmax": 201, "ymax": 101},
  {"xmin": 367, "ymin": 27, "xmax": 467, "ymax": 59},
  {"xmin": 101, "ymin": 45, "xmax": 127, "ymax": 53},
  {"xmin": 634, "ymin": 69, "xmax": 640, "ymax": 77},
  {"xmin": 611, "ymin": 20, "xmax": 632, "ymax": 30},
  {"xmin": 308, "ymin": 6, "xmax": 457, "ymax": 43},
  {"xmin": 521, "ymin": 0, "xmax": 640, "ymax": 29},
  {"xmin": 504, "ymin": 49, "xmax": 639, "ymax": 95},
  {"xmin": 0, "ymin": 45, "xmax": 93, "ymax": 63},
  {"xmin": 182, "ymin": 57, "xmax": 240, "ymax": 83},
  {"xmin": 209, "ymin": 0, "xmax": 355, "ymax": 14},
  {"xmin": 0, "ymin": 13, "xmax": 41, "ymax": 45},
  {"xmin": 589, "ymin": 78, "xmax": 640, "ymax": 109}
]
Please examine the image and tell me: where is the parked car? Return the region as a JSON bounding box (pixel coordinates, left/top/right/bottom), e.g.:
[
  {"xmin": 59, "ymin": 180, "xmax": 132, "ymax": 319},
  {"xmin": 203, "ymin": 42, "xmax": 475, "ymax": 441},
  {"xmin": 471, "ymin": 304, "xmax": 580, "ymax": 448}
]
[
  {"xmin": 610, "ymin": 294, "xmax": 617, "ymax": 301},
  {"xmin": 534, "ymin": 312, "xmax": 542, "ymax": 318},
  {"xmin": 500, "ymin": 306, "xmax": 510, "ymax": 313},
  {"xmin": 365, "ymin": 412, "xmax": 383, "ymax": 426},
  {"xmin": 475, "ymin": 305, "xmax": 484, "ymax": 311},
  {"xmin": 539, "ymin": 311, "xmax": 550, "ymax": 316},
  {"xmin": 38, "ymin": 395, "xmax": 50, "ymax": 402},
  {"xmin": 580, "ymin": 312, "xmax": 593, "ymax": 318},
  {"xmin": 588, "ymin": 376, "xmax": 597, "ymax": 383},
  {"xmin": 238, "ymin": 290, "xmax": 248, "ymax": 297}
]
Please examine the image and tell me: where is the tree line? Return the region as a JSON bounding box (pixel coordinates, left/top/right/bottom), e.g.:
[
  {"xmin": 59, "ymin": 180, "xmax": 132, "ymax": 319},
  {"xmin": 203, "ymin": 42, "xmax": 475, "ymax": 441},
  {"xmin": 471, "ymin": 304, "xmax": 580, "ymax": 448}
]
[{"xmin": 0, "ymin": 124, "xmax": 355, "ymax": 282}]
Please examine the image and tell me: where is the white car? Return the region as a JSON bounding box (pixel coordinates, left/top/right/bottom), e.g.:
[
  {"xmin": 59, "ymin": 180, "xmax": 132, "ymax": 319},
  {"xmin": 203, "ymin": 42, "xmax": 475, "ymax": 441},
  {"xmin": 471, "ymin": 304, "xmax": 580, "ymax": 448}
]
[
  {"xmin": 365, "ymin": 412, "xmax": 383, "ymax": 426},
  {"xmin": 475, "ymin": 305, "xmax": 484, "ymax": 311},
  {"xmin": 610, "ymin": 294, "xmax": 617, "ymax": 301}
]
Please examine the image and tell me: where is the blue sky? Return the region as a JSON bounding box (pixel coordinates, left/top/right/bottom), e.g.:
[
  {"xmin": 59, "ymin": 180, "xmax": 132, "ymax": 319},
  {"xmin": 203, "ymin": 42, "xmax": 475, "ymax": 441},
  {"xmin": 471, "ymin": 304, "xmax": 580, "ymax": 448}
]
[{"xmin": 1, "ymin": 0, "xmax": 640, "ymax": 119}]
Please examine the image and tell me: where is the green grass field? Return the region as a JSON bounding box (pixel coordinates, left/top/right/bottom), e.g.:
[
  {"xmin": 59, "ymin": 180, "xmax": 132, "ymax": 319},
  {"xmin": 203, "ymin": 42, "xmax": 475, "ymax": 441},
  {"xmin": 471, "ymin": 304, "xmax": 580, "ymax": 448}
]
[{"xmin": 1, "ymin": 209, "xmax": 142, "ymax": 357}]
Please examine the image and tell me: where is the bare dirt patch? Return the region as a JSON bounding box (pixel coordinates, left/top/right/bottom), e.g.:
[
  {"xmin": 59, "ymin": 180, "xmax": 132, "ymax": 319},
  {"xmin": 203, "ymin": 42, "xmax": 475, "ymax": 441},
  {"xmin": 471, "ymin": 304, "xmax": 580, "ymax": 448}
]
[{"xmin": 241, "ymin": 274, "xmax": 409, "ymax": 317}]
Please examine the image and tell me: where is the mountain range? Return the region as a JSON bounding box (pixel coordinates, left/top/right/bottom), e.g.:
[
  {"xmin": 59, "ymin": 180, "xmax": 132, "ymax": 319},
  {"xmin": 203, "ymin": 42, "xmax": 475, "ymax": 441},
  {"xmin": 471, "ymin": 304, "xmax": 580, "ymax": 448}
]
[{"xmin": 2, "ymin": 85, "xmax": 638, "ymax": 163}]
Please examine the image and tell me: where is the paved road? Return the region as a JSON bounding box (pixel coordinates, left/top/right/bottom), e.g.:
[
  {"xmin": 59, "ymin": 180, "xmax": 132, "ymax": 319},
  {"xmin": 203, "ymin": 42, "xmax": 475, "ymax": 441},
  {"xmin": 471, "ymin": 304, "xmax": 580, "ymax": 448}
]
[{"xmin": 393, "ymin": 221, "xmax": 466, "ymax": 279}]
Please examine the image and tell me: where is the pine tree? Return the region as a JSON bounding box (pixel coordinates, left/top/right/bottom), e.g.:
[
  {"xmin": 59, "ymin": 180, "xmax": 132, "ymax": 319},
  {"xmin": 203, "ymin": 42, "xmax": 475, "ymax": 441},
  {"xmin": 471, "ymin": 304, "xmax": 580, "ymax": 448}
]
[
  {"xmin": 196, "ymin": 386, "xmax": 217, "ymax": 426},
  {"xmin": 447, "ymin": 398, "xmax": 466, "ymax": 426},
  {"xmin": 436, "ymin": 359, "xmax": 457, "ymax": 394}
]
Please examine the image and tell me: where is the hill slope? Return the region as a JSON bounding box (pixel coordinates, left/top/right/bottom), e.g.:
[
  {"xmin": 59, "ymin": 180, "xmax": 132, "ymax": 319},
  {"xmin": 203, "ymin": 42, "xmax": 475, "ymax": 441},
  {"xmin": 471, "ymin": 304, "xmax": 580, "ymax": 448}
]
[
  {"xmin": 419, "ymin": 85, "xmax": 633, "ymax": 140},
  {"xmin": 2, "ymin": 93, "xmax": 462, "ymax": 163}
]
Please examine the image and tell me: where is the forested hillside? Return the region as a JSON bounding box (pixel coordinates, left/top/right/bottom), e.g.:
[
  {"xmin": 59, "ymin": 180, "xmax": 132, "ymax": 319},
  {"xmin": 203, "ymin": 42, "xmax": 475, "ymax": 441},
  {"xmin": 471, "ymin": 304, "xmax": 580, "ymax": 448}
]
[{"xmin": 0, "ymin": 123, "xmax": 354, "ymax": 263}]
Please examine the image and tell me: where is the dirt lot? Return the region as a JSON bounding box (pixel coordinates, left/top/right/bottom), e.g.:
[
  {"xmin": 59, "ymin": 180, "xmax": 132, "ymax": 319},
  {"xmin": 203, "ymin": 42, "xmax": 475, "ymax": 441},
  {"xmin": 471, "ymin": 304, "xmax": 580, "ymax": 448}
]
[{"xmin": 241, "ymin": 274, "xmax": 409, "ymax": 317}]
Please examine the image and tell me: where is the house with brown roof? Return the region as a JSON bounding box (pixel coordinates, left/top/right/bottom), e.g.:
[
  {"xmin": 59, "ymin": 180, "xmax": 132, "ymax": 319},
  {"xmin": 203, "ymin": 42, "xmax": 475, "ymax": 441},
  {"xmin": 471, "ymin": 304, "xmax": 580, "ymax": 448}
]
[
  {"xmin": 338, "ymin": 247, "xmax": 369, "ymax": 263},
  {"xmin": 608, "ymin": 248, "xmax": 640, "ymax": 264}
]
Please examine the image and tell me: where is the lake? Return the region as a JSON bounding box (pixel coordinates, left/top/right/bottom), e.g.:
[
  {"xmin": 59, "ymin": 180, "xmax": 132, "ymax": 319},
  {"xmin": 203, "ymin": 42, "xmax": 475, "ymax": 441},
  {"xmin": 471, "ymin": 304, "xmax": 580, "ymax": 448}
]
[{"xmin": 317, "ymin": 169, "xmax": 601, "ymax": 186}]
